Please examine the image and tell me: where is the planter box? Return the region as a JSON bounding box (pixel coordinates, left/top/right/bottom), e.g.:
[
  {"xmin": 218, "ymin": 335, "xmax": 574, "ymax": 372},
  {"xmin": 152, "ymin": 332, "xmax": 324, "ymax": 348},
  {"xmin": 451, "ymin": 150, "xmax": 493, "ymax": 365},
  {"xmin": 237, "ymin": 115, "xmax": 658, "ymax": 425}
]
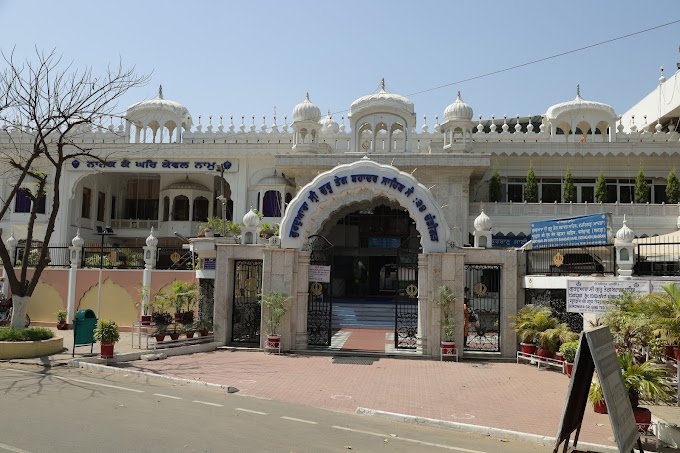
[{"xmin": 0, "ymin": 336, "xmax": 64, "ymax": 360}]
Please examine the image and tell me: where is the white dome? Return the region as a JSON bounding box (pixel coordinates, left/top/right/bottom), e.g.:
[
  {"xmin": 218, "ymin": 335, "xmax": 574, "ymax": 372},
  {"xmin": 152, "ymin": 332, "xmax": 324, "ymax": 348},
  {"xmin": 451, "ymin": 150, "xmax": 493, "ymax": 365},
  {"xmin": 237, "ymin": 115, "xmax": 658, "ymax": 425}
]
[
  {"xmin": 292, "ymin": 93, "xmax": 321, "ymax": 123},
  {"xmin": 474, "ymin": 210, "xmax": 491, "ymax": 231},
  {"xmin": 146, "ymin": 227, "xmax": 158, "ymax": 247},
  {"xmin": 126, "ymin": 85, "xmax": 192, "ymax": 128},
  {"xmin": 71, "ymin": 229, "xmax": 84, "ymax": 247},
  {"xmin": 243, "ymin": 209, "xmax": 261, "ymax": 227},
  {"xmin": 615, "ymin": 216, "xmax": 635, "ymax": 243},
  {"xmin": 545, "ymin": 86, "xmax": 616, "ymax": 122},
  {"xmin": 444, "ymin": 91, "xmax": 473, "ymax": 122},
  {"xmin": 257, "ymin": 173, "xmax": 293, "ymax": 187},
  {"xmin": 319, "ymin": 112, "xmax": 340, "ymax": 135},
  {"xmin": 350, "ymin": 80, "xmax": 414, "ymax": 117}
]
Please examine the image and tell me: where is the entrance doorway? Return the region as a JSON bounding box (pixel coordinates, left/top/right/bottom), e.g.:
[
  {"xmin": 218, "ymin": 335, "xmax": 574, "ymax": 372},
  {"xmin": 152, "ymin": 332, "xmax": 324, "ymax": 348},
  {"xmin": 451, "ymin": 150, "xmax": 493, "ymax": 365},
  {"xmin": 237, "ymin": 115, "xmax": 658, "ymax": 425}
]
[{"xmin": 306, "ymin": 203, "xmax": 420, "ymax": 353}]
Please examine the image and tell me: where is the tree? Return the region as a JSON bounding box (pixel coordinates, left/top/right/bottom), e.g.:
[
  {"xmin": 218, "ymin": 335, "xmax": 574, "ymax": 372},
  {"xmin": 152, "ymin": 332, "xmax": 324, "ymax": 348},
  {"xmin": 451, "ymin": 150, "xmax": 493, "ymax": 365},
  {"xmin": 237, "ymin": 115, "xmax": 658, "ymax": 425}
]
[
  {"xmin": 563, "ymin": 168, "xmax": 576, "ymax": 203},
  {"xmin": 0, "ymin": 49, "xmax": 147, "ymax": 329},
  {"xmin": 634, "ymin": 167, "xmax": 649, "ymax": 203},
  {"xmin": 666, "ymin": 169, "xmax": 679, "ymax": 204},
  {"xmin": 524, "ymin": 166, "xmax": 538, "ymax": 202},
  {"xmin": 595, "ymin": 172, "xmax": 608, "ymax": 203},
  {"xmin": 488, "ymin": 168, "xmax": 502, "ymax": 202}
]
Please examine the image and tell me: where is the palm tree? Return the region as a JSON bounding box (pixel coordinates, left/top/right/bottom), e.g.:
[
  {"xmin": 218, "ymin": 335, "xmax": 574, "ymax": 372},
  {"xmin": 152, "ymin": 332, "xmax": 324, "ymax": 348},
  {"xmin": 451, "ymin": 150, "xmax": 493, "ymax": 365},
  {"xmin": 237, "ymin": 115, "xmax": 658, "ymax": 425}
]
[
  {"xmin": 512, "ymin": 304, "xmax": 557, "ymax": 344},
  {"xmin": 642, "ymin": 283, "xmax": 680, "ymax": 346}
]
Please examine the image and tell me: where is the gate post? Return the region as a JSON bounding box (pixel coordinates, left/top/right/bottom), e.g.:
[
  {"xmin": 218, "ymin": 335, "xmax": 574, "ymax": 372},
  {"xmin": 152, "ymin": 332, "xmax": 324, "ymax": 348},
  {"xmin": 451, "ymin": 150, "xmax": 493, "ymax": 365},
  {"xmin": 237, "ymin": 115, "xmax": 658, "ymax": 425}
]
[
  {"xmin": 295, "ymin": 250, "xmax": 311, "ymax": 349},
  {"xmin": 417, "ymin": 253, "xmax": 429, "ymax": 354}
]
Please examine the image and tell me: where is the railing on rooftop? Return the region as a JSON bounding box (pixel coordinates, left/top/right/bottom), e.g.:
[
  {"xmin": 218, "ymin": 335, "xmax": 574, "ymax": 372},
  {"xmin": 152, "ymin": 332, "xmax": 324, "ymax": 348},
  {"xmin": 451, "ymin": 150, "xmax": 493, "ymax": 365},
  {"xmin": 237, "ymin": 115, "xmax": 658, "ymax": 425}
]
[
  {"xmin": 635, "ymin": 241, "xmax": 680, "ymax": 276},
  {"xmin": 525, "ymin": 244, "xmax": 616, "ymax": 276}
]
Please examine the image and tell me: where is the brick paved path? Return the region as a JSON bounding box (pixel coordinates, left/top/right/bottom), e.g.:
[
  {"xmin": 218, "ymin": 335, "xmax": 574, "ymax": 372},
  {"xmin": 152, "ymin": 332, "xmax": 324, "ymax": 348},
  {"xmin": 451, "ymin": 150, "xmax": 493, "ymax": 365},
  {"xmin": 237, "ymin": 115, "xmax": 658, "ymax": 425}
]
[{"xmin": 121, "ymin": 350, "xmax": 616, "ymax": 447}]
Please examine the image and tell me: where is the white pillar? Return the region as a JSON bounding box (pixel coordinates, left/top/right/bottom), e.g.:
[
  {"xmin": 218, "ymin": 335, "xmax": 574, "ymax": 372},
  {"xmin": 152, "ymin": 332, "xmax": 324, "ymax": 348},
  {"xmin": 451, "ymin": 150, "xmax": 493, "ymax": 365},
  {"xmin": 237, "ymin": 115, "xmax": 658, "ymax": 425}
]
[
  {"xmin": 142, "ymin": 228, "xmax": 158, "ymax": 317},
  {"xmin": 417, "ymin": 253, "xmax": 429, "ymax": 353},
  {"xmin": 67, "ymin": 229, "xmax": 84, "ymax": 323}
]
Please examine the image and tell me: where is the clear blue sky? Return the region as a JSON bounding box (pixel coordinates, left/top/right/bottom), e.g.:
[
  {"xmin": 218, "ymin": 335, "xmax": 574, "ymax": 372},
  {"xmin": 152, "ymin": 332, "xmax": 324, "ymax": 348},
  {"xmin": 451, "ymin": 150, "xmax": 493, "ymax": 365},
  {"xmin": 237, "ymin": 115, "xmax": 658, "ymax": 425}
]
[{"xmin": 1, "ymin": 0, "xmax": 679, "ymax": 125}]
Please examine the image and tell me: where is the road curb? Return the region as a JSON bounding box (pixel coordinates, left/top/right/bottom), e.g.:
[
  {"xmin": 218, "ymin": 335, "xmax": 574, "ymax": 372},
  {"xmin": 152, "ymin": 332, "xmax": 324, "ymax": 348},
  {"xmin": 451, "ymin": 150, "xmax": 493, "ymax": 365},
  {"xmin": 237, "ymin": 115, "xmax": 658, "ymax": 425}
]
[
  {"xmin": 73, "ymin": 361, "xmax": 239, "ymax": 394},
  {"xmin": 355, "ymin": 407, "xmax": 618, "ymax": 453}
]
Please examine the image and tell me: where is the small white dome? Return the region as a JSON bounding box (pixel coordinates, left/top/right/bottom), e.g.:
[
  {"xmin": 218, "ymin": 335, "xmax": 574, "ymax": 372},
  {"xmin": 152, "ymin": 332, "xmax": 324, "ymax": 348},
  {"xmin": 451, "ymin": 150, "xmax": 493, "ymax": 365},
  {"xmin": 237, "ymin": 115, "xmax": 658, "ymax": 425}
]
[
  {"xmin": 292, "ymin": 93, "xmax": 321, "ymax": 123},
  {"xmin": 350, "ymin": 79, "xmax": 414, "ymax": 117},
  {"xmin": 319, "ymin": 112, "xmax": 340, "ymax": 135},
  {"xmin": 474, "ymin": 210, "xmax": 492, "ymax": 231},
  {"xmin": 146, "ymin": 227, "xmax": 158, "ymax": 247},
  {"xmin": 71, "ymin": 229, "xmax": 84, "ymax": 247},
  {"xmin": 545, "ymin": 86, "xmax": 616, "ymax": 123},
  {"xmin": 615, "ymin": 216, "xmax": 635, "ymax": 243},
  {"xmin": 243, "ymin": 209, "xmax": 261, "ymax": 227},
  {"xmin": 444, "ymin": 91, "xmax": 474, "ymax": 122},
  {"xmin": 126, "ymin": 85, "xmax": 192, "ymax": 129}
]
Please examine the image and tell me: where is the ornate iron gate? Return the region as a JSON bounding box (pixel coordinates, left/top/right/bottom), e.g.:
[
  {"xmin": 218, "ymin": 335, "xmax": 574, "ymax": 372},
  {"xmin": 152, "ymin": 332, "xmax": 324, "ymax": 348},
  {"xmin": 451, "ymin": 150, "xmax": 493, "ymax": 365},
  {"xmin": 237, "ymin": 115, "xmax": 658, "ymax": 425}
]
[
  {"xmin": 464, "ymin": 264, "xmax": 501, "ymax": 352},
  {"xmin": 306, "ymin": 235, "xmax": 333, "ymax": 347},
  {"xmin": 394, "ymin": 251, "xmax": 418, "ymax": 349},
  {"xmin": 231, "ymin": 260, "xmax": 262, "ymax": 344}
]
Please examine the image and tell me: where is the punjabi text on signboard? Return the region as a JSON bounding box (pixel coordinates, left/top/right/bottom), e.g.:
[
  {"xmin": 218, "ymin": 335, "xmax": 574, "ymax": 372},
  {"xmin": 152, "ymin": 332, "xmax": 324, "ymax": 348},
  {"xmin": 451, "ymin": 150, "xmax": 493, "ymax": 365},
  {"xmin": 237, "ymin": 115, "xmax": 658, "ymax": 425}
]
[
  {"xmin": 531, "ymin": 213, "xmax": 609, "ymax": 249},
  {"xmin": 566, "ymin": 279, "xmax": 650, "ymax": 313}
]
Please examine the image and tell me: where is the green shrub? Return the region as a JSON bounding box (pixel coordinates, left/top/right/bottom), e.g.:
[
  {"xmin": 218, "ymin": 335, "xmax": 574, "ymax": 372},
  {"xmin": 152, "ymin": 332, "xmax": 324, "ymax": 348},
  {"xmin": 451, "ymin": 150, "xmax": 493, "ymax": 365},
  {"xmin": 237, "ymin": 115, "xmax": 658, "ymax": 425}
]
[
  {"xmin": 634, "ymin": 168, "xmax": 649, "ymax": 203},
  {"xmin": 489, "ymin": 168, "xmax": 502, "ymax": 202},
  {"xmin": 524, "ymin": 166, "xmax": 538, "ymax": 202},
  {"xmin": 559, "ymin": 340, "xmax": 579, "ymax": 363},
  {"xmin": 563, "ymin": 169, "xmax": 576, "ymax": 203},
  {"xmin": 666, "ymin": 170, "xmax": 679, "ymax": 204},
  {"xmin": 0, "ymin": 327, "xmax": 54, "ymax": 341},
  {"xmin": 595, "ymin": 172, "xmax": 607, "ymax": 203},
  {"xmin": 93, "ymin": 319, "xmax": 120, "ymax": 343}
]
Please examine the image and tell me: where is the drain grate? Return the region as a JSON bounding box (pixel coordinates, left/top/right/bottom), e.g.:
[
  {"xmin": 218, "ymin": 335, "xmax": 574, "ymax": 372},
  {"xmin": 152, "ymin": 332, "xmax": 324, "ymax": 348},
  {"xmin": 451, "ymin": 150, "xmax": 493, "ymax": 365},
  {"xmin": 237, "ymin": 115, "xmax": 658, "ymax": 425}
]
[{"xmin": 332, "ymin": 356, "xmax": 377, "ymax": 365}]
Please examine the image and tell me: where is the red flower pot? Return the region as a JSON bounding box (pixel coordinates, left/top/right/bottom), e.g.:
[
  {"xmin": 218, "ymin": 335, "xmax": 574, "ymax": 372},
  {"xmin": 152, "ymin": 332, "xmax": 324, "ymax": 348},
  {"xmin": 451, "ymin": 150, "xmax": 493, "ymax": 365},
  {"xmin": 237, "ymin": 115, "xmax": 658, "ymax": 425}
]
[
  {"xmin": 554, "ymin": 352, "xmax": 564, "ymax": 363},
  {"xmin": 536, "ymin": 348, "xmax": 553, "ymax": 359},
  {"xmin": 266, "ymin": 335, "xmax": 281, "ymax": 349},
  {"xmin": 140, "ymin": 315, "xmax": 151, "ymax": 326},
  {"xmin": 441, "ymin": 341, "xmax": 456, "ymax": 354},
  {"xmin": 199, "ymin": 329, "xmax": 209, "ymax": 337},
  {"xmin": 185, "ymin": 331, "xmax": 195, "ymax": 339},
  {"xmin": 593, "ymin": 400, "xmax": 608, "ymax": 414},
  {"xmin": 674, "ymin": 346, "xmax": 680, "ymax": 362},
  {"xmin": 664, "ymin": 344, "xmax": 675, "ymax": 359},
  {"xmin": 155, "ymin": 333, "xmax": 166, "ymax": 342},
  {"xmin": 633, "ymin": 407, "xmax": 652, "ymax": 433},
  {"xmin": 100, "ymin": 342, "xmax": 114, "ymax": 359},
  {"xmin": 564, "ymin": 362, "xmax": 574, "ymax": 377},
  {"xmin": 169, "ymin": 332, "xmax": 180, "ymax": 341},
  {"xmin": 56, "ymin": 321, "xmax": 68, "ymax": 330},
  {"xmin": 520, "ymin": 343, "xmax": 537, "ymax": 355}
]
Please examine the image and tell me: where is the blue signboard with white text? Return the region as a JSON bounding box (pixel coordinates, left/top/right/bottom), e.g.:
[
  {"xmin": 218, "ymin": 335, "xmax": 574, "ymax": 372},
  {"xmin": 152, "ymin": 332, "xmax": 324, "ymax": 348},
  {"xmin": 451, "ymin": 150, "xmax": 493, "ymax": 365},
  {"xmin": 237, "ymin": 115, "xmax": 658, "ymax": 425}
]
[{"xmin": 530, "ymin": 213, "xmax": 610, "ymax": 249}]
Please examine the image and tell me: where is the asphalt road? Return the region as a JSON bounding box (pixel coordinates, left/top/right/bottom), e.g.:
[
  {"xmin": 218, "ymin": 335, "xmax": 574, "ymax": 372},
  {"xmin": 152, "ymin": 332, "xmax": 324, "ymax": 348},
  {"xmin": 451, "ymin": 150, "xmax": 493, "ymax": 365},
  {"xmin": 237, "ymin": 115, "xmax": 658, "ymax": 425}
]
[{"xmin": 0, "ymin": 364, "xmax": 549, "ymax": 453}]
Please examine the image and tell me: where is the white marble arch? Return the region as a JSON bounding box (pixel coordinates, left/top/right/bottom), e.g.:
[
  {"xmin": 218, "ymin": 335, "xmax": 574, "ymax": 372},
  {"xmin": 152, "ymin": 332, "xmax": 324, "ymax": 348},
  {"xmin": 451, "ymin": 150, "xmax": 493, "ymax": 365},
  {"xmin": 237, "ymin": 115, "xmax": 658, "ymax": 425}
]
[{"xmin": 280, "ymin": 158, "xmax": 450, "ymax": 252}]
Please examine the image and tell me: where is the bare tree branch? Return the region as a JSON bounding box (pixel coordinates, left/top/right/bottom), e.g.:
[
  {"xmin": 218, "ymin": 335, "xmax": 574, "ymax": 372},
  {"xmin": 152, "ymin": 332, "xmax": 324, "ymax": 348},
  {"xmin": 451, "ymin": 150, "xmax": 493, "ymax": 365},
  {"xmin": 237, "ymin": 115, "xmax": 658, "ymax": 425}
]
[{"xmin": 0, "ymin": 48, "xmax": 148, "ymax": 313}]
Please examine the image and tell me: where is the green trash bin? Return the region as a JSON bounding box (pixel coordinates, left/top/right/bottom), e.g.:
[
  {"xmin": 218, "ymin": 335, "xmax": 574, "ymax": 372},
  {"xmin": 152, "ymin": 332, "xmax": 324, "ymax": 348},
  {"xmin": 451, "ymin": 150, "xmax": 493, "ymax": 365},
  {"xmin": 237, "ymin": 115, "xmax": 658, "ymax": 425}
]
[{"xmin": 72, "ymin": 309, "xmax": 97, "ymax": 357}]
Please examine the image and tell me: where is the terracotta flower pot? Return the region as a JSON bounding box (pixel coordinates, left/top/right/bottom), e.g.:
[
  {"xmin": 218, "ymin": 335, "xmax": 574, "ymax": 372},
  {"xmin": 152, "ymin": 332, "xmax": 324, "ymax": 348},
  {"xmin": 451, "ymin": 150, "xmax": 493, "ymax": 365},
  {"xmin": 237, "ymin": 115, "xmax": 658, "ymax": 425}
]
[
  {"xmin": 633, "ymin": 407, "xmax": 652, "ymax": 433},
  {"xmin": 593, "ymin": 400, "xmax": 608, "ymax": 414},
  {"xmin": 169, "ymin": 332, "xmax": 180, "ymax": 341},
  {"xmin": 266, "ymin": 335, "xmax": 281, "ymax": 349},
  {"xmin": 155, "ymin": 333, "xmax": 166, "ymax": 342},
  {"xmin": 441, "ymin": 341, "xmax": 456, "ymax": 354},
  {"xmin": 185, "ymin": 331, "xmax": 195, "ymax": 339},
  {"xmin": 520, "ymin": 343, "xmax": 537, "ymax": 355},
  {"xmin": 199, "ymin": 329, "xmax": 209, "ymax": 336},
  {"xmin": 140, "ymin": 315, "xmax": 152, "ymax": 326},
  {"xmin": 664, "ymin": 344, "xmax": 675, "ymax": 359},
  {"xmin": 564, "ymin": 362, "xmax": 574, "ymax": 377},
  {"xmin": 56, "ymin": 321, "xmax": 68, "ymax": 330},
  {"xmin": 100, "ymin": 342, "xmax": 114, "ymax": 359},
  {"xmin": 554, "ymin": 352, "xmax": 564, "ymax": 363},
  {"xmin": 536, "ymin": 348, "xmax": 553, "ymax": 359},
  {"xmin": 673, "ymin": 345, "xmax": 680, "ymax": 362}
]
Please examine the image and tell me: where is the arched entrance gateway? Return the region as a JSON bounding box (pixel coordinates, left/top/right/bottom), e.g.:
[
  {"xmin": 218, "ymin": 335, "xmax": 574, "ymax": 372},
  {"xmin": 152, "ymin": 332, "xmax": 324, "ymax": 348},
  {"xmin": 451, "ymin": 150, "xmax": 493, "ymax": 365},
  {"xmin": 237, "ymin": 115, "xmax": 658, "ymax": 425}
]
[{"xmin": 280, "ymin": 158, "xmax": 449, "ymax": 353}]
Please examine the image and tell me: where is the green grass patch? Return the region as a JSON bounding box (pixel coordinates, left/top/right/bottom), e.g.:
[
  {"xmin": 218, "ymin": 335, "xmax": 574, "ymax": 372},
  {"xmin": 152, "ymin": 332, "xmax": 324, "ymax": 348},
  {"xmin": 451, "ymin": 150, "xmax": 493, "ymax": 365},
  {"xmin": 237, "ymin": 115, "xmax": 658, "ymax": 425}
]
[{"xmin": 0, "ymin": 327, "xmax": 54, "ymax": 342}]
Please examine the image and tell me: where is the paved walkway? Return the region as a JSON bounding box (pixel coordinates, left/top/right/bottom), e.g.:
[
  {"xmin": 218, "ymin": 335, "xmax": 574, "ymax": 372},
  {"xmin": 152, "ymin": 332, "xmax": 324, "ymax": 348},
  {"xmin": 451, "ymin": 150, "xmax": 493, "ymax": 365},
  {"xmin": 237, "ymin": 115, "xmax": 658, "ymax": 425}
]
[
  {"xmin": 9, "ymin": 327, "xmax": 664, "ymax": 449},
  {"xmin": 115, "ymin": 348, "xmax": 618, "ymax": 447}
]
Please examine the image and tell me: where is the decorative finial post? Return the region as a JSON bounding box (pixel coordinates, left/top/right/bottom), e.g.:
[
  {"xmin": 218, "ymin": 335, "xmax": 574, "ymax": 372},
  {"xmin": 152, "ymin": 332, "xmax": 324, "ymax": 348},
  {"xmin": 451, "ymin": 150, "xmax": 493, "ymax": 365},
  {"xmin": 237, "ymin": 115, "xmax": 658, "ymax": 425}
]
[
  {"xmin": 576, "ymin": 84, "xmax": 580, "ymax": 98},
  {"xmin": 305, "ymin": 92, "xmax": 310, "ymax": 101},
  {"xmin": 158, "ymin": 85, "xmax": 163, "ymax": 99},
  {"xmin": 380, "ymin": 78, "xmax": 385, "ymax": 90}
]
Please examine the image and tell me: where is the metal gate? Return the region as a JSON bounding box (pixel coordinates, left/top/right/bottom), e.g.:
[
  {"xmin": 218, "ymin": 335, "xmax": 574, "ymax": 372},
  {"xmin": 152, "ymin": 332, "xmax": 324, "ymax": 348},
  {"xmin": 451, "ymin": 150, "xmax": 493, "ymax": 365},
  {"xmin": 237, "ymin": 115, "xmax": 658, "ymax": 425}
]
[
  {"xmin": 231, "ymin": 260, "xmax": 262, "ymax": 344},
  {"xmin": 464, "ymin": 264, "xmax": 501, "ymax": 352},
  {"xmin": 394, "ymin": 251, "xmax": 418, "ymax": 349},
  {"xmin": 306, "ymin": 235, "xmax": 333, "ymax": 347}
]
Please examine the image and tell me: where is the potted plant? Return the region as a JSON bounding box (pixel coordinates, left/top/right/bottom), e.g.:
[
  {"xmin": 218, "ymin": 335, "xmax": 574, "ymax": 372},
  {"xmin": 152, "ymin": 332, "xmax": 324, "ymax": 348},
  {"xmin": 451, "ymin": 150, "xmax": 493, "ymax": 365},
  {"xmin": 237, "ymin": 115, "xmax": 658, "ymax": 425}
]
[
  {"xmin": 196, "ymin": 318, "xmax": 213, "ymax": 336},
  {"xmin": 168, "ymin": 280, "xmax": 198, "ymax": 324},
  {"xmin": 642, "ymin": 283, "xmax": 680, "ymax": 361},
  {"xmin": 168, "ymin": 324, "xmax": 181, "ymax": 341},
  {"xmin": 260, "ymin": 292, "xmax": 290, "ymax": 350},
  {"xmin": 589, "ymin": 352, "xmax": 673, "ymax": 428},
  {"xmin": 435, "ymin": 285, "xmax": 457, "ymax": 354},
  {"xmin": 511, "ymin": 304, "xmax": 557, "ymax": 355},
  {"xmin": 56, "ymin": 309, "xmax": 68, "ymax": 330},
  {"xmin": 538, "ymin": 323, "xmax": 578, "ymax": 360},
  {"xmin": 151, "ymin": 311, "xmax": 173, "ymax": 342},
  {"xmin": 559, "ymin": 340, "xmax": 578, "ymax": 377},
  {"xmin": 93, "ymin": 319, "xmax": 120, "ymax": 358}
]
